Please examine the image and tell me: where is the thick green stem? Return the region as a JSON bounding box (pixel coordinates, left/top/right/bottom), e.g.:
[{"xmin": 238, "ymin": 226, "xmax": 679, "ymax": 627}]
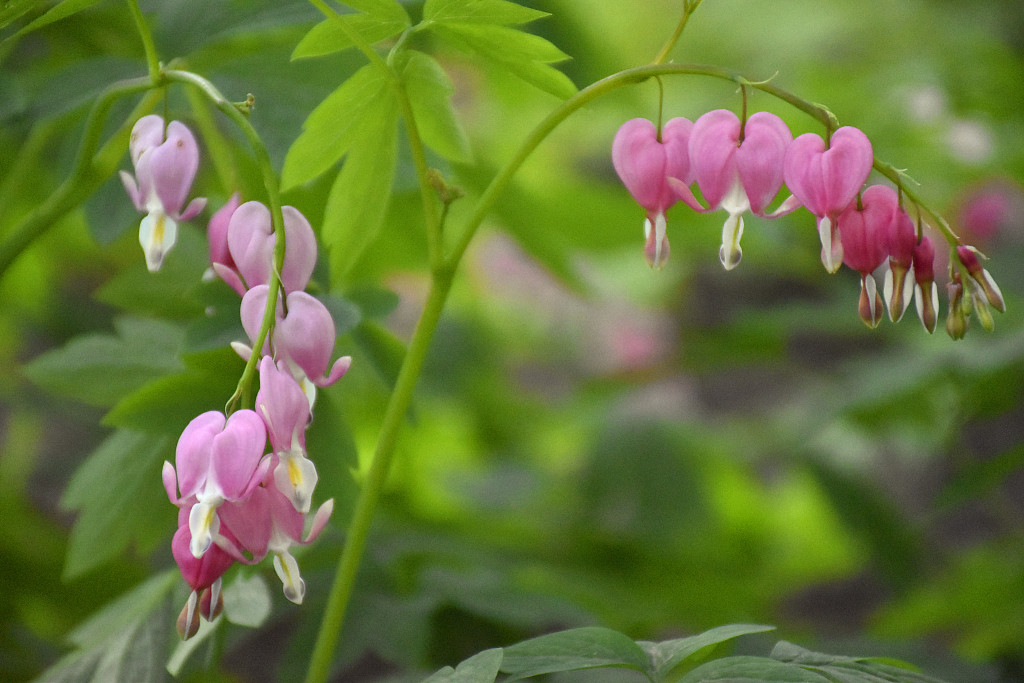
[{"xmin": 304, "ymin": 265, "xmax": 456, "ymax": 683}]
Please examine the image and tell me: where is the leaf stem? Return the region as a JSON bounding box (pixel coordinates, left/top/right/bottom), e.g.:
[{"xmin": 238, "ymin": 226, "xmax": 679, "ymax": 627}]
[
  {"xmin": 652, "ymin": 0, "xmax": 704, "ymax": 66},
  {"xmin": 163, "ymin": 69, "xmax": 288, "ymax": 412},
  {"xmin": 126, "ymin": 0, "xmax": 161, "ymax": 82}
]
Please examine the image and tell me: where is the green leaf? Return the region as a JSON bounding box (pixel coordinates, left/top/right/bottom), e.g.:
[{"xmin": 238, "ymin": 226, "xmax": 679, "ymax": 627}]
[
  {"xmin": 679, "ymin": 656, "xmax": 832, "ymax": 683},
  {"xmin": 640, "ymin": 624, "xmax": 778, "ymax": 680},
  {"xmin": 281, "ymin": 64, "xmax": 393, "ymax": 190},
  {"xmin": 223, "ymin": 573, "xmax": 272, "ymax": 629},
  {"xmin": 22, "ymin": 317, "xmax": 185, "ymax": 408},
  {"xmin": 0, "ymin": 0, "xmax": 41, "ymax": 31},
  {"xmin": 770, "ymin": 642, "xmax": 949, "ymax": 683},
  {"xmin": 428, "ymin": 22, "xmax": 576, "ymax": 99},
  {"xmin": 500, "ymin": 627, "xmax": 651, "ymax": 681},
  {"xmin": 425, "ymin": 648, "xmax": 503, "ymax": 683},
  {"xmin": 349, "ymin": 320, "xmax": 407, "ymax": 390},
  {"xmin": 66, "ymin": 571, "xmax": 177, "ymax": 650},
  {"xmin": 424, "ymin": 0, "xmax": 548, "ymax": 25},
  {"xmin": 401, "ymin": 50, "xmax": 472, "ymax": 163},
  {"xmin": 60, "ymin": 430, "xmax": 172, "ymax": 579},
  {"xmin": 291, "ymin": 12, "xmax": 410, "ymax": 61},
  {"xmin": 342, "ymin": 0, "xmax": 410, "ymax": 21},
  {"xmin": 102, "ymin": 348, "xmax": 243, "ymax": 435},
  {"xmin": 6, "ymin": 0, "xmax": 101, "ymax": 41},
  {"xmin": 320, "ymin": 92, "xmax": 399, "ymax": 285}
]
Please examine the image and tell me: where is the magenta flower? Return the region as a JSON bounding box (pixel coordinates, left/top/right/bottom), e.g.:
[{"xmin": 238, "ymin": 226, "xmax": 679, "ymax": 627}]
[
  {"xmin": 682, "ymin": 110, "xmax": 798, "ymax": 270},
  {"xmin": 912, "ymin": 235, "xmax": 939, "ymax": 333},
  {"xmin": 784, "ymin": 126, "xmax": 874, "ymax": 273},
  {"xmin": 120, "ymin": 115, "xmax": 207, "ymax": 272},
  {"xmin": 612, "ymin": 117, "xmax": 693, "ymax": 268},
  {"xmin": 235, "ymin": 285, "xmax": 352, "ymax": 406},
  {"xmin": 172, "ymin": 523, "xmax": 236, "ymax": 639},
  {"xmin": 162, "ymin": 410, "xmax": 270, "ymax": 558},
  {"xmin": 226, "ymin": 201, "xmax": 318, "ymax": 295},
  {"xmin": 256, "ymin": 356, "xmax": 318, "ymax": 514},
  {"xmin": 881, "ymin": 190, "xmax": 917, "ymax": 323},
  {"xmin": 838, "ymin": 185, "xmax": 897, "ymax": 328}
]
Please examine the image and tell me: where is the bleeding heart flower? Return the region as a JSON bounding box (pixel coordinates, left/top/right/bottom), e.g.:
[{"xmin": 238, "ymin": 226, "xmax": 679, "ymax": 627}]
[
  {"xmin": 612, "ymin": 117, "xmax": 693, "ymax": 268},
  {"xmin": 838, "ymin": 185, "xmax": 897, "ymax": 328},
  {"xmin": 121, "ymin": 115, "xmax": 207, "ymax": 272},
  {"xmin": 226, "ymin": 201, "xmax": 317, "ymax": 295},
  {"xmin": 784, "ymin": 126, "xmax": 873, "ymax": 273}
]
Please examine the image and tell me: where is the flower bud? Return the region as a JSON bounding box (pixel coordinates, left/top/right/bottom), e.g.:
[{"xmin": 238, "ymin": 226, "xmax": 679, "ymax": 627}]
[{"xmin": 956, "ymin": 245, "xmax": 1005, "ymax": 313}]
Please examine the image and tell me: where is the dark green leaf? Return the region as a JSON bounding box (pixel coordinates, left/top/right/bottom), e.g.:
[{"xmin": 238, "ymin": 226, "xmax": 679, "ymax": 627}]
[
  {"xmin": 770, "ymin": 642, "xmax": 949, "ymax": 683},
  {"xmin": 500, "ymin": 627, "xmax": 651, "ymax": 680},
  {"xmin": 349, "ymin": 320, "xmax": 406, "ymax": 390},
  {"xmin": 0, "ymin": 0, "xmax": 40, "ymax": 31},
  {"xmin": 291, "ymin": 12, "xmax": 409, "ymax": 61},
  {"xmin": 423, "ymin": 0, "xmax": 548, "ymax": 26},
  {"xmin": 401, "ymin": 50, "xmax": 472, "ymax": 163},
  {"xmin": 281, "ymin": 64, "xmax": 393, "ymax": 190},
  {"xmin": 22, "ymin": 317, "xmax": 185, "ymax": 408},
  {"xmin": 305, "ymin": 388, "xmax": 360, "ymax": 523},
  {"xmin": 102, "ymin": 348, "xmax": 243, "ymax": 435},
  {"xmin": 424, "ymin": 648, "xmax": 503, "ymax": 683},
  {"xmin": 6, "ymin": 0, "xmax": 102, "ymax": 40},
  {"xmin": 320, "ymin": 92, "xmax": 399, "ymax": 284},
  {"xmin": 679, "ymin": 656, "xmax": 832, "ymax": 683},
  {"xmin": 429, "ymin": 22, "xmax": 576, "ymax": 99},
  {"xmin": 60, "ymin": 430, "xmax": 172, "ymax": 579},
  {"xmin": 65, "ymin": 571, "xmax": 177, "ymax": 650},
  {"xmin": 640, "ymin": 624, "xmax": 777, "ymax": 679}
]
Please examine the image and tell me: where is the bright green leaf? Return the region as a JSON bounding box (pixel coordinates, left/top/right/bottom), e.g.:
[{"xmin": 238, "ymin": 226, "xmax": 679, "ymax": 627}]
[
  {"xmin": 7, "ymin": 0, "xmax": 101, "ymax": 40},
  {"xmin": 281, "ymin": 64, "xmax": 393, "ymax": 190},
  {"xmin": 401, "ymin": 50, "xmax": 472, "ymax": 163},
  {"xmin": 500, "ymin": 627, "xmax": 651, "ymax": 681},
  {"xmin": 342, "ymin": 0, "xmax": 410, "ymax": 22},
  {"xmin": 291, "ymin": 13, "xmax": 409, "ymax": 61},
  {"xmin": 425, "ymin": 648, "xmax": 503, "ymax": 683},
  {"xmin": 640, "ymin": 624, "xmax": 778, "ymax": 679},
  {"xmin": 60, "ymin": 430, "xmax": 172, "ymax": 579},
  {"xmin": 320, "ymin": 92, "xmax": 399, "ymax": 285},
  {"xmin": 679, "ymin": 656, "xmax": 832, "ymax": 683},
  {"xmin": 429, "ymin": 22, "xmax": 576, "ymax": 99},
  {"xmin": 424, "ymin": 0, "xmax": 548, "ymax": 26}
]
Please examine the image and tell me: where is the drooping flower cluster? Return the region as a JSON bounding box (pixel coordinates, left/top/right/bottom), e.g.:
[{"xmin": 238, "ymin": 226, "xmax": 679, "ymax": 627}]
[
  {"xmin": 127, "ymin": 118, "xmax": 352, "ymax": 639},
  {"xmin": 612, "ymin": 110, "xmax": 1005, "ymax": 336},
  {"xmin": 121, "ymin": 115, "xmax": 206, "ymax": 272}
]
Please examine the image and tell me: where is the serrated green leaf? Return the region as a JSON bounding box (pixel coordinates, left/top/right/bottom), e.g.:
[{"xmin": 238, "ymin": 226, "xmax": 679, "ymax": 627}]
[
  {"xmin": 102, "ymin": 348, "xmax": 243, "ymax": 434},
  {"xmin": 321, "ymin": 92, "xmax": 399, "ymax": 284},
  {"xmin": 429, "ymin": 23, "xmax": 576, "ymax": 98},
  {"xmin": 281, "ymin": 64, "xmax": 393, "ymax": 190},
  {"xmin": 500, "ymin": 627, "xmax": 650, "ymax": 681},
  {"xmin": 680, "ymin": 656, "xmax": 832, "ymax": 683},
  {"xmin": 424, "ymin": 0, "xmax": 548, "ymax": 25},
  {"xmin": 291, "ymin": 13, "xmax": 409, "ymax": 61},
  {"xmin": 401, "ymin": 50, "xmax": 472, "ymax": 163},
  {"xmin": 60, "ymin": 430, "xmax": 172, "ymax": 579},
  {"xmin": 22, "ymin": 317, "xmax": 185, "ymax": 408},
  {"xmin": 640, "ymin": 624, "xmax": 777, "ymax": 679},
  {"xmin": 6, "ymin": 0, "xmax": 101, "ymax": 41},
  {"xmin": 425, "ymin": 648, "xmax": 503, "ymax": 683}
]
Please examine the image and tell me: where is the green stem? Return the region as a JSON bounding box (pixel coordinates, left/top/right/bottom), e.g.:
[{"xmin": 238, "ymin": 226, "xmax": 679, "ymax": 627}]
[
  {"xmin": 307, "ymin": 0, "xmax": 443, "ymax": 268},
  {"xmin": 126, "ymin": 0, "xmax": 161, "ymax": 82},
  {"xmin": 163, "ymin": 70, "xmax": 288, "ymax": 412},
  {"xmin": 652, "ymin": 0, "xmax": 703, "ymax": 65},
  {"xmin": 304, "ymin": 265, "xmax": 455, "ymax": 683},
  {"xmin": 0, "ymin": 78, "xmax": 158, "ymax": 280}
]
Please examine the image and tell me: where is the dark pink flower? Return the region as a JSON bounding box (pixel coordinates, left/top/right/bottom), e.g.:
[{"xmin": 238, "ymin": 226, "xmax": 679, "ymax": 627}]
[
  {"xmin": 912, "ymin": 235, "xmax": 939, "ymax": 333},
  {"xmin": 784, "ymin": 126, "xmax": 873, "ymax": 273},
  {"xmin": 838, "ymin": 185, "xmax": 897, "ymax": 327}
]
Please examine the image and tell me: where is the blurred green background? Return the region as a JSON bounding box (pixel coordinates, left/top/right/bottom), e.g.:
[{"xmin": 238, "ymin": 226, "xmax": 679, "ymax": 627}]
[{"xmin": 2, "ymin": 0, "xmax": 1024, "ymax": 681}]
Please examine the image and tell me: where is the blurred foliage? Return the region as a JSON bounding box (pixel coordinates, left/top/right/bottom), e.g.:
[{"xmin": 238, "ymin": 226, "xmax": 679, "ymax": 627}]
[{"xmin": 1, "ymin": 0, "xmax": 1023, "ymax": 682}]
